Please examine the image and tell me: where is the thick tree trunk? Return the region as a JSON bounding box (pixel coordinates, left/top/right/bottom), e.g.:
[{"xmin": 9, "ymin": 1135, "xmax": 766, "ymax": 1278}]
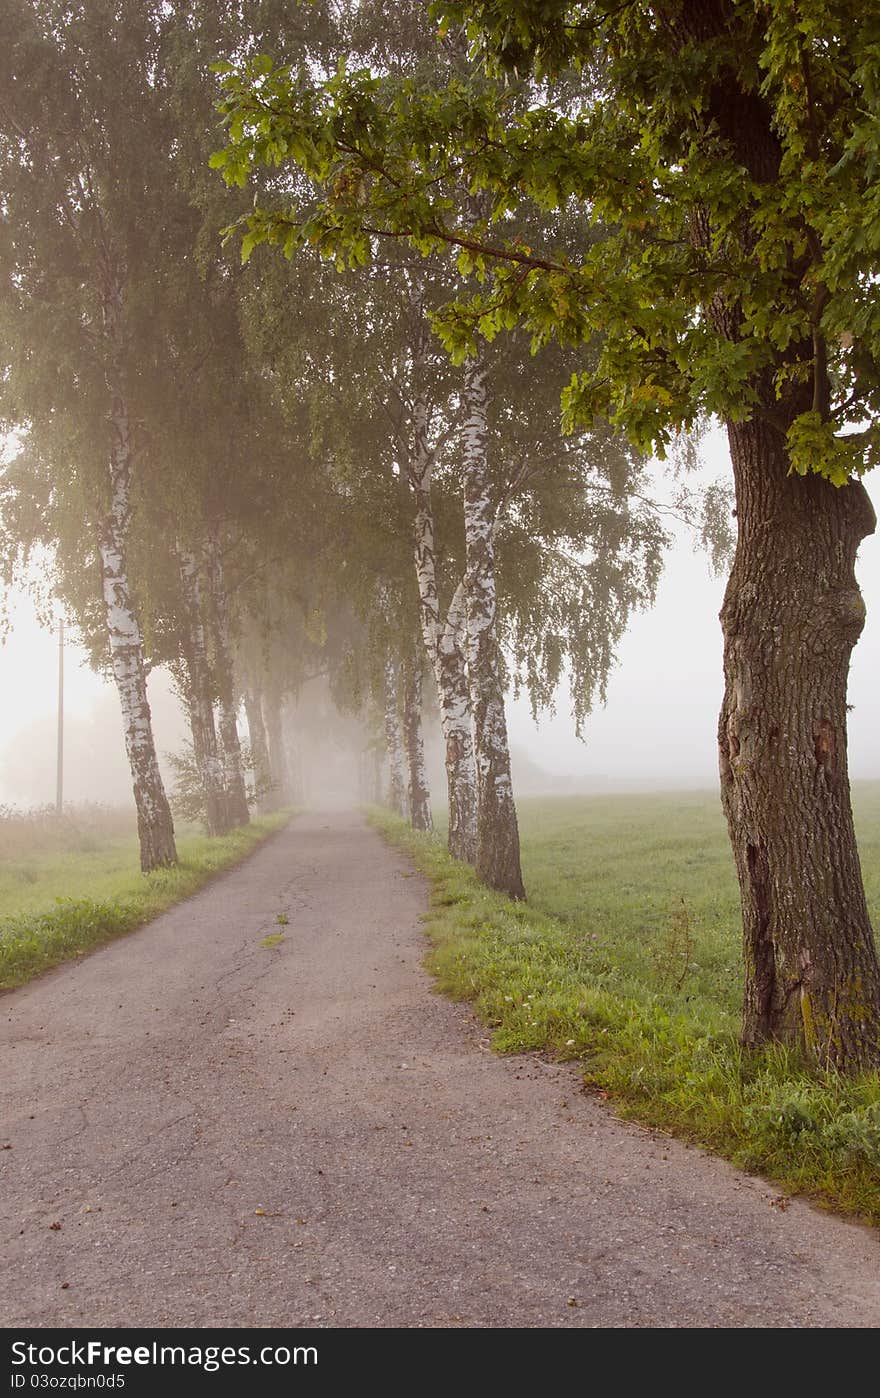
[
  {"xmin": 263, "ymin": 688, "xmax": 289, "ymax": 808},
  {"xmin": 407, "ymin": 315, "xmax": 477, "ymax": 860},
  {"xmin": 462, "ymin": 356, "xmax": 525, "ymax": 899},
  {"xmin": 206, "ymin": 531, "xmax": 249, "ymax": 827},
  {"xmin": 720, "ymin": 418, "xmax": 880, "ymax": 1070},
  {"xmin": 666, "ymin": 1, "xmax": 880, "ymax": 1069},
  {"xmin": 402, "ymin": 646, "xmax": 433, "ymax": 832},
  {"xmin": 98, "ymin": 498, "xmax": 177, "ymax": 873},
  {"xmin": 382, "ymin": 656, "xmax": 408, "ymax": 817},
  {"xmin": 96, "ymin": 269, "xmax": 176, "ymax": 873},
  {"xmin": 177, "ymin": 545, "xmax": 229, "ymax": 837},
  {"xmin": 243, "ymin": 687, "xmax": 273, "ymax": 815}
]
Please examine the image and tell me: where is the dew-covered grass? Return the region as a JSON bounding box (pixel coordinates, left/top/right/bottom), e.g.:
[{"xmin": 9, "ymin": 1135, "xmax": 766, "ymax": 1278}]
[{"xmin": 372, "ymin": 785, "xmax": 880, "ymax": 1223}]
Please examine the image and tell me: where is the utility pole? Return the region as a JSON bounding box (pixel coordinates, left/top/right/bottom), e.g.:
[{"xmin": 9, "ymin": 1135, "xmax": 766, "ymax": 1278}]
[{"xmin": 56, "ymin": 616, "xmax": 64, "ymax": 814}]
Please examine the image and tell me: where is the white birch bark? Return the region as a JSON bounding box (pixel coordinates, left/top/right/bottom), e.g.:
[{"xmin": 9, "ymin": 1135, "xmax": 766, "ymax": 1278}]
[
  {"xmin": 383, "ymin": 655, "xmax": 408, "ymax": 818},
  {"xmin": 407, "ymin": 305, "xmax": 477, "ymax": 859},
  {"xmin": 97, "ymin": 266, "xmax": 176, "ymax": 872},
  {"xmin": 462, "ymin": 353, "xmax": 525, "ymax": 899},
  {"xmin": 177, "ymin": 544, "xmax": 229, "ymax": 836},
  {"xmin": 206, "ymin": 529, "xmax": 250, "ymax": 827},
  {"xmin": 402, "ymin": 645, "xmax": 433, "ymax": 832}
]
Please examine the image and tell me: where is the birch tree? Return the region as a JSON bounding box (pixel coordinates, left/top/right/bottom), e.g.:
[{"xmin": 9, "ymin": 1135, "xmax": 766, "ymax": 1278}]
[
  {"xmin": 403, "ymin": 293, "xmax": 477, "ymax": 858},
  {"xmin": 205, "ymin": 526, "xmax": 250, "ymax": 827},
  {"xmin": 401, "ymin": 640, "xmax": 433, "ymax": 832},
  {"xmin": 213, "ymin": 0, "xmax": 682, "ymax": 903},
  {"xmin": 215, "ymin": 0, "xmax": 880, "ymax": 1067},
  {"xmin": 220, "ymin": 162, "xmax": 670, "ymax": 896},
  {"xmin": 0, "ymin": 0, "xmax": 180, "ymax": 869},
  {"xmin": 461, "ymin": 352, "xmax": 524, "ymax": 896},
  {"xmin": 382, "ymin": 654, "xmax": 409, "ymax": 818},
  {"xmin": 175, "ymin": 542, "xmax": 230, "ymax": 836}
]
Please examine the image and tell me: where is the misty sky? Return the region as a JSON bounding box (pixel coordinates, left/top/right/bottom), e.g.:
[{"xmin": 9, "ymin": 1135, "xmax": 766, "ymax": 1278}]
[{"xmin": 1, "ymin": 427, "xmax": 879, "ymax": 807}]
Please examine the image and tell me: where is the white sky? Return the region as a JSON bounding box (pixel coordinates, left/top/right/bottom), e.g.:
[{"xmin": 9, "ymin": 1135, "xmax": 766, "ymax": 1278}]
[
  {"xmin": 510, "ymin": 428, "xmax": 880, "ymax": 787},
  {"xmin": 1, "ymin": 427, "xmax": 878, "ymax": 806}
]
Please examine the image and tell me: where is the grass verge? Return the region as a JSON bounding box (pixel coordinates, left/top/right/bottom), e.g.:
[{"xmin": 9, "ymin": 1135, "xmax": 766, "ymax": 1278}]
[
  {"xmin": 370, "ymin": 804, "xmax": 880, "ymax": 1225},
  {"xmin": 0, "ymin": 811, "xmax": 293, "ymax": 990}
]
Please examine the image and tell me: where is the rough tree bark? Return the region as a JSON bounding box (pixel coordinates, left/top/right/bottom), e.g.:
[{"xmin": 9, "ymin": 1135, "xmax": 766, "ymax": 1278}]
[
  {"xmin": 678, "ymin": 0, "xmax": 880, "ymax": 1067},
  {"xmin": 206, "ymin": 529, "xmax": 249, "ymax": 827},
  {"xmin": 382, "ymin": 655, "xmax": 408, "ymax": 818},
  {"xmin": 461, "ymin": 354, "xmax": 525, "ymax": 900},
  {"xmin": 720, "ymin": 421, "xmax": 880, "ymax": 1069},
  {"xmin": 96, "ymin": 265, "xmax": 176, "ymax": 872},
  {"xmin": 177, "ymin": 545, "xmax": 229, "ymax": 836},
  {"xmin": 407, "ymin": 303, "xmax": 477, "ymax": 860},
  {"xmin": 402, "ymin": 644, "xmax": 433, "ymax": 832},
  {"xmin": 243, "ymin": 686, "xmax": 273, "ymax": 815}
]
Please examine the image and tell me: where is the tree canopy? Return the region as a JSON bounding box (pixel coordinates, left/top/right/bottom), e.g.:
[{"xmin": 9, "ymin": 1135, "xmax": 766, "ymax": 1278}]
[{"xmin": 213, "ymin": 0, "xmax": 880, "ymax": 484}]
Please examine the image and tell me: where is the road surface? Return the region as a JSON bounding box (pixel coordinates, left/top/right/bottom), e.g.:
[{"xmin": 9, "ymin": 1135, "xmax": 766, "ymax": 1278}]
[{"xmin": 1, "ymin": 810, "xmax": 878, "ymax": 1328}]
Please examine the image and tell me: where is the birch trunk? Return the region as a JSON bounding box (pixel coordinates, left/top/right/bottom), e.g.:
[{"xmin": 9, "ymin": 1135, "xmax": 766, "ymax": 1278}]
[
  {"xmin": 206, "ymin": 530, "xmax": 249, "ymax": 827},
  {"xmin": 462, "ymin": 355, "xmax": 525, "ymax": 900},
  {"xmin": 407, "ymin": 310, "xmax": 477, "ymax": 860},
  {"xmin": 402, "ymin": 646, "xmax": 433, "ymax": 832},
  {"xmin": 437, "ymin": 581, "xmax": 478, "ymax": 858},
  {"xmin": 243, "ymin": 687, "xmax": 273, "ymax": 815},
  {"xmin": 97, "ymin": 268, "xmax": 176, "ymax": 872},
  {"xmin": 177, "ymin": 545, "xmax": 229, "ymax": 837},
  {"xmin": 383, "ymin": 656, "xmax": 408, "ymax": 818}
]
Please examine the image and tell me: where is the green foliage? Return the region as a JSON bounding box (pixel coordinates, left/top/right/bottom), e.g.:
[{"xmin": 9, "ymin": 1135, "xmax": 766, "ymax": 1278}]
[
  {"xmin": 0, "ymin": 2, "xmax": 335, "ymax": 716},
  {"xmin": 370, "ymin": 787, "xmax": 880, "ymax": 1220},
  {"xmin": 216, "ymin": 1, "xmax": 880, "ymax": 485},
  {"xmin": 166, "ymin": 741, "xmax": 271, "ymax": 829},
  {"xmin": 211, "ymin": 4, "xmax": 702, "ymax": 730},
  {"xmin": 166, "ymin": 746, "xmax": 211, "ymax": 825},
  {"xmin": 0, "ymin": 811, "xmax": 292, "ymax": 989}
]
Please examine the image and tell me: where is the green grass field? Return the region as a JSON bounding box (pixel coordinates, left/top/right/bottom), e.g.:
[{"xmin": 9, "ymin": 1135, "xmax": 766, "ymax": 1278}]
[
  {"xmin": 519, "ymin": 786, "xmax": 880, "ymax": 1032},
  {"xmin": 373, "ymin": 782, "xmax": 880, "ymax": 1222},
  {"xmin": 0, "ymin": 806, "xmax": 292, "ymax": 989}
]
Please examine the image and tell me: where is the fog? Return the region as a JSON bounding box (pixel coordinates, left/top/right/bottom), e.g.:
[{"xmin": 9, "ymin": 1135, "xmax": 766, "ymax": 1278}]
[{"xmin": 2, "ymin": 431, "xmax": 878, "ymax": 813}]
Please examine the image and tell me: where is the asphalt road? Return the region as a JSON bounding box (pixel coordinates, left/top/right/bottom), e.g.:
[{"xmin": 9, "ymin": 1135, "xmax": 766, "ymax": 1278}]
[{"xmin": 1, "ymin": 809, "xmax": 878, "ymax": 1328}]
